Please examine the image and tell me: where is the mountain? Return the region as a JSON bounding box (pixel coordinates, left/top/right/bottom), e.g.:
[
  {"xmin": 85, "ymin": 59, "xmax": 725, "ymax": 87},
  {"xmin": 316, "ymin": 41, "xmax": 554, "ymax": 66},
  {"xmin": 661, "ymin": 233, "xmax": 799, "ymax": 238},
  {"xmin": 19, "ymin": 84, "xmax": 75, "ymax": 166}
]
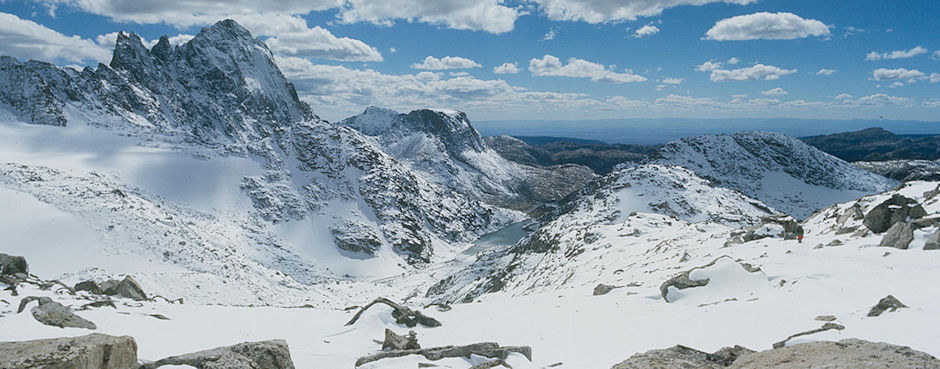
[
  {"xmin": 802, "ymin": 127, "xmax": 940, "ymax": 162},
  {"xmin": 853, "ymin": 160, "xmax": 940, "ymax": 182},
  {"xmin": 0, "ymin": 20, "xmax": 520, "ymax": 304},
  {"xmin": 426, "ymin": 163, "xmax": 775, "ymax": 302},
  {"xmin": 485, "ymin": 135, "xmax": 657, "ymax": 174},
  {"xmin": 647, "ymin": 131, "xmax": 896, "ymax": 219},
  {"xmin": 341, "ymin": 107, "xmax": 595, "ymax": 209}
]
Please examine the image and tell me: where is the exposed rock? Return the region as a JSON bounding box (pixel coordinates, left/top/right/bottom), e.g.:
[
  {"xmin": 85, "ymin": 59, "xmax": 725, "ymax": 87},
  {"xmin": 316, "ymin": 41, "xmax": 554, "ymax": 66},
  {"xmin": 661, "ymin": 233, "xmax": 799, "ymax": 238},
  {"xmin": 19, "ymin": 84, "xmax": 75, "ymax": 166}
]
[
  {"xmin": 611, "ymin": 344, "xmax": 754, "ymax": 369},
  {"xmin": 772, "ymin": 323, "xmax": 844, "ymax": 349},
  {"xmin": 708, "ymin": 346, "xmax": 756, "ymax": 366},
  {"xmin": 330, "ymin": 220, "xmax": 383, "ymax": 257},
  {"xmin": 868, "ymin": 295, "xmax": 908, "ymax": 317},
  {"xmin": 0, "ymin": 333, "xmax": 137, "ymax": 369},
  {"xmin": 138, "ymin": 340, "xmax": 294, "ymax": 369},
  {"xmin": 925, "ymin": 230, "xmax": 940, "ymax": 250},
  {"xmin": 863, "ymin": 194, "xmax": 927, "ymax": 233},
  {"xmin": 914, "ymin": 216, "xmax": 940, "ymax": 229},
  {"xmin": 74, "ymin": 280, "xmax": 103, "ymax": 295},
  {"xmin": 0, "ymin": 253, "xmax": 28, "ymax": 276},
  {"xmin": 660, "ymin": 256, "xmax": 760, "ymax": 302},
  {"xmin": 593, "ymin": 283, "xmax": 621, "ymax": 296},
  {"xmin": 925, "ymin": 184, "xmax": 940, "ymax": 200},
  {"xmin": 383, "ymin": 329, "xmax": 420, "ymax": 351},
  {"xmin": 742, "ymin": 215, "xmax": 798, "ymax": 242},
  {"xmin": 468, "ymin": 359, "xmax": 511, "ymax": 369},
  {"xmin": 345, "ymin": 297, "xmax": 441, "ymax": 328},
  {"xmin": 879, "ymin": 222, "xmax": 914, "ymax": 249},
  {"xmin": 826, "ymin": 239, "xmax": 842, "ymax": 246},
  {"xmin": 723, "ymin": 235, "xmax": 744, "ymax": 247},
  {"xmin": 730, "ymin": 339, "xmax": 940, "ymax": 368},
  {"xmin": 22, "ymin": 296, "xmax": 97, "ymax": 330},
  {"xmin": 814, "ymin": 315, "xmax": 837, "ymax": 322},
  {"xmin": 103, "ymin": 276, "xmax": 147, "ymax": 301},
  {"xmin": 355, "ymin": 342, "xmax": 532, "ymax": 367}
]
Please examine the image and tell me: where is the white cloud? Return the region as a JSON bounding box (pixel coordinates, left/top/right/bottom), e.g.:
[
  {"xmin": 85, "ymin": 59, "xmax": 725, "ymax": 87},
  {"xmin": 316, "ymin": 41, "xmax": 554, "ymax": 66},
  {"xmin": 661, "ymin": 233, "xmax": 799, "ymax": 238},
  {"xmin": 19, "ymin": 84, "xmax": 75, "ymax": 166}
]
[
  {"xmin": 337, "ymin": 0, "xmax": 521, "ymax": 34},
  {"xmin": 264, "ymin": 22, "xmax": 382, "ymax": 62},
  {"xmin": 389, "ymin": 47, "xmax": 397, "ymax": 53},
  {"xmin": 816, "ymin": 68, "xmax": 836, "ymax": 76},
  {"xmin": 493, "ymin": 62, "xmax": 520, "ymax": 74},
  {"xmin": 529, "ymin": 54, "xmax": 647, "ymax": 83},
  {"xmin": 934, "ymin": 50, "xmax": 940, "ymax": 60},
  {"xmin": 705, "ymin": 12, "xmax": 830, "ymax": 41},
  {"xmin": 0, "ymin": 12, "xmax": 111, "ymax": 63},
  {"xmin": 695, "ymin": 61, "xmax": 722, "ymax": 72},
  {"xmin": 532, "ymin": 0, "xmax": 755, "ymax": 23},
  {"xmin": 931, "ymin": 73, "xmax": 940, "ymax": 83},
  {"xmin": 834, "ymin": 93, "xmax": 853, "ymax": 100},
  {"xmin": 761, "ymin": 87, "xmax": 787, "ymax": 96},
  {"xmin": 543, "ymin": 28, "xmax": 557, "ymax": 40},
  {"xmin": 872, "ymin": 68, "xmax": 927, "ymax": 84},
  {"xmin": 707, "ymin": 64, "xmax": 797, "ymax": 82},
  {"xmin": 845, "ymin": 93, "xmax": 913, "ymax": 106},
  {"xmin": 96, "ymin": 32, "xmax": 195, "ymax": 50},
  {"xmin": 634, "ymin": 24, "xmax": 659, "ymax": 38},
  {"xmin": 727, "ymin": 57, "xmax": 740, "ymax": 64},
  {"xmin": 865, "ymin": 46, "xmax": 928, "ymax": 61},
  {"xmin": 660, "ymin": 77, "xmax": 684, "ymax": 85},
  {"xmin": 412, "ymin": 56, "xmax": 482, "ymax": 70}
]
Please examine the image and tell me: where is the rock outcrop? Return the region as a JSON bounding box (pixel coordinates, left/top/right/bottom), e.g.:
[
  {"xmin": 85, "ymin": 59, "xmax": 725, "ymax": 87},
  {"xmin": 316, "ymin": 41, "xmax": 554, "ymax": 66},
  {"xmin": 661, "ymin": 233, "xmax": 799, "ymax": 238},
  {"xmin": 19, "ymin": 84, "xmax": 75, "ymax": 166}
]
[
  {"xmin": 868, "ymin": 295, "xmax": 908, "ymax": 317},
  {"xmin": 660, "ymin": 256, "xmax": 761, "ymax": 303},
  {"xmin": 0, "ymin": 253, "xmax": 28, "ymax": 276},
  {"xmin": 925, "ymin": 230, "xmax": 940, "ymax": 250},
  {"xmin": 611, "ymin": 344, "xmax": 755, "ymax": 369},
  {"xmin": 863, "ymin": 194, "xmax": 927, "ymax": 233},
  {"xmin": 879, "ymin": 222, "xmax": 915, "ymax": 249},
  {"xmin": 18, "ymin": 296, "xmax": 97, "ymax": 329},
  {"xmin": 355, "ymin": 342, "xmax": 532, "ymax": 367},
  {"xmin": 345, "ymin": 297, "xmax": 442, "ymax": 328},
  {"xmin": 139, "ymin": 340, "xmax": 294, "ymax": 369},
  {"xmin": 0, "ymin": 334, "xmax": 137, "ymax": 369},
  {"xmin": 383, "ymin": 329, "xmax": 420, "ymax": 351}
]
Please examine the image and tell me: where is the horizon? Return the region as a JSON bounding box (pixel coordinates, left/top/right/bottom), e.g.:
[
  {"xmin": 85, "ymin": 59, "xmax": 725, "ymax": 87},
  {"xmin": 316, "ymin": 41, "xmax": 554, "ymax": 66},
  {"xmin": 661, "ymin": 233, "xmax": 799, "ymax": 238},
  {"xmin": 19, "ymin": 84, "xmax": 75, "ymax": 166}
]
[{"xmin": 1, "ymin": 1, "xmax": 938, "ymax": 123}]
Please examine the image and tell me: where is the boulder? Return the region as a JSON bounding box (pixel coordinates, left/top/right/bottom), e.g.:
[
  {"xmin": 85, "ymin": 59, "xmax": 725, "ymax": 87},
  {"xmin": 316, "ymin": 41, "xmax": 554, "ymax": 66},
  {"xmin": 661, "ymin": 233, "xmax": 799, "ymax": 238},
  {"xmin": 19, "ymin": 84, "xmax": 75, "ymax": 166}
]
[
  {"xmin": 593, "ymin": 283, "xmax": 620, "ymax": 296},
  {"xmin": 925, "ymin": 230, "xmax": 940, "ymax": 250},
  {"xmin": 330, "ymin": 220, "xmax": 383, "ymax": 257},
  {"xmin": 23, "ymin": 296, "xmax": 97, "ymax": 329},
  {"xmin": 879, "ymin": 222, "xmax": 914, "ymax": 249},
  {"xmin": 0, "ymin": 253, "xmax": 28, "ymax": 276},
  {"xmin": 138, "ymin": 340, "xmax": 294, "ymax": 369},
  {"xmin": 0, "ymin": 333, "xmax": 137, "ymax": 369},
  {"xmin": 345, "ymin": 297, "xmax": 441, "ymax": 328},
  {"xmin": 383, "ymin": 329, "xmax": 420, "ymax": 351},
  {"xmin": 74, "ymin": 280, "xmax": 103, "ymax": 295},
  {"xmin": 729, "ymin": 339, "xmax": 940, "ymax": 368},
  {"xmin": 660, "ymin": 256, "xmax": 760, "ymax": 303},
  {"xmin": 772, "ymin": 323, "xmax": 844, "ymax": 349},
  {"xmin": 868, "ymin": 295, "xmax": 907, "ymax": 317},
  {"xmin": 356, "ymin": 342, "xmax": 531, "ymax": 367},
  {"xmin": 103, "ymin": 276, "xmax": 147, "ymax": 301},
  {"xmin": 863, "ymin": 194, "xmax": 927, "ymax": 233},
  {"xmin": 611, "ymin": 344, "xmax": 755, "ymax": 369}
]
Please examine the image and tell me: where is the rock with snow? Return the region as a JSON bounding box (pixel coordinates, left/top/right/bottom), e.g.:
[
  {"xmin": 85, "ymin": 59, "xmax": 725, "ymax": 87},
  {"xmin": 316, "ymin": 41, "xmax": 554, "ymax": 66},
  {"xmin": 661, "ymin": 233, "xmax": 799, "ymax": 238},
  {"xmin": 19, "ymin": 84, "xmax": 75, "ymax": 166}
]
[
  {"xmin": 879, "ymin": 222, "xmax": 915, "ymax": 249},
  {"xmin": 139, "ymin": 339, "xmax": 294, "ymax": 369},
  {"xmin": 772, "ymin": 322, "xmax": 844, "ymax": 349},
  {"xmin": 648, "ymin": 131, "xmax": 896, "ymax": 219},
  {"xmin": 925, "ymin": 230, "xmax": 940, "ymax": 250},
  {"xmin": 383, "ymin": 329, "xmax": 420, "ymax": 351},
  {"xmin": 868, "ymin": 295, "xmax": 908, "ymax": 317},
  {"xmin": 731, "ymin": 339, "xmax": 940, "ymax": 368},
  {"xmin": 330, "ymin": 220, "xmax": 384, "ymax": 257},
  {"xmin": 863, "ymin": 194, "xmax": 927, "ymax": 233},
  {"xmin": 660, "ymin": 256, "xmax": 764, "ymax": 303},
  {"xmin": 0, "ymin": 253, "xmax": 27, "ymax": 276},
  {"xmin": 0, "ymin": 333, "xmax": 137, "ymax": 369},
  {"xmin": 74, "ymin": 280, "xmax": 103, "ymax": 295},
  {"xmin": 102, "ymin": 276, "xmax": 147, "ymax": 301},
  {"xmin": 611, "ymin": 344, "xmax": 754, "ymax": 369},
  {"xmin": 21, "ymin": 296, "xmax": 97, "ymax": 329},
  {"xmin": 355, "ymin": 342, "xmax": 531, "ymax": 367},
  {"xmin": 593, "ymin": 283, "xmax": 621, "ymax": 296},
  {"xmin": 854, "ymin": 159, "xmax": 940, "ymax": 182}
]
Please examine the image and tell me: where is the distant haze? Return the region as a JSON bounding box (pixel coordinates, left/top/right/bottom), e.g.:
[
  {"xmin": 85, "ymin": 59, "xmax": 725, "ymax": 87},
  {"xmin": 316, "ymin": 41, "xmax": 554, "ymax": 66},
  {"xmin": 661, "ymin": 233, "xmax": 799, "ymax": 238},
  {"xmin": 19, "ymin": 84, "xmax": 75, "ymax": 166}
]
[{"xmin": 473, "ymin": 118, "xmax": 940, "ymax": 145}]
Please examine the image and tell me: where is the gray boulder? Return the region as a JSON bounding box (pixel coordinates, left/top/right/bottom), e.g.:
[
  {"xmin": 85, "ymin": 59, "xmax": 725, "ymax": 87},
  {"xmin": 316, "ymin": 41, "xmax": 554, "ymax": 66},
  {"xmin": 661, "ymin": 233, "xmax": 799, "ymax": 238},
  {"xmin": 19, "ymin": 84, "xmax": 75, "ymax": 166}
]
[
  {"xmin": 729, "ymin": 339, "xmax": 940, "ymax": 368},
  {"xmin": 103, "ymin": 276, "xmax": 147, "ymax": 301},
  {"xmin": 924, "ymin": 230, "xmax": 939, "ymax": 250},
  {"xmin": 611, "ymin": 344, "xmax": 755, "ymax": 369},
  {"xmin": 383, "ymin": 329, "xmax": 420, "ymax": 351},
  {"xmin": 74, "ymin": 280, "xmax": 103, "ymax": 295},
  {"xmin": 593, "ymin": 283, "xmax": 620, "ymax": 296},
  {"xmin": 863, "ymin": 194, "xmax": 927, "ymax": 233},
  {"xmin": 0, "ymin": 333, "xmax": 137, "ymax": 369},
  {"xmin": 138, "ymin": 340, "xmax": 294, "ymax": 369},
  {"xmin": 22, "ymin": 296, "xmax": 97, "ymax": 329},
  {"xmin": 879, "ymin": 222, "xmax": 915, "ymax": 249},
  {"xmin": 660, "ymin": 256, "xmax": 761, "ymax": 302},
  {"xmin": 0, "ymin": 253, "xmax": 28, "ymax": 276},
  {"xmin": 868, "ymin": 295, "xmax": 908, "ymax": 317}
]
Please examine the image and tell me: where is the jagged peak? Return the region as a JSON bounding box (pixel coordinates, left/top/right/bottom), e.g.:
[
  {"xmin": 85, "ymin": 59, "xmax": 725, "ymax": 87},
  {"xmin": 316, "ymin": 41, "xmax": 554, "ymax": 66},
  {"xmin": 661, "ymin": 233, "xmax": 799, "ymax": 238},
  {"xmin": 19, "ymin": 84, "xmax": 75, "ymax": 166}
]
[{"xmin": 188, "ymin": 19, "xmax": 261, "ymax": 49}]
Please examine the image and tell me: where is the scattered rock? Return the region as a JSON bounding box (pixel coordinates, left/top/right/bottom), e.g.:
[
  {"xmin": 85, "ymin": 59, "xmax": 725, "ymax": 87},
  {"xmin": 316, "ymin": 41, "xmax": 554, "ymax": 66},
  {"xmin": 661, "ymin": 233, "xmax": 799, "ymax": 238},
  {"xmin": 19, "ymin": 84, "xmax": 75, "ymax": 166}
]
[
  {"xmin": 814, "ymin": 315, "xmax": 837, "ymax": 322},
  {"xmin": 0, "ymin": 333, "xmax": 137, "ymax": 369},
  {"xmin": 868, "ymin": 295, "xmax": 908, "ymax": 317},
  {"xmin": 879, "ymin": 222, "xmax": 914, "ymax": 249},
  {"xmin": 863, "ymin": 194, "xmax": 927, "ymax": 233},
  {"xmin": 773, "ymin": 323, "xmax": 844, "ymax": 349},
  {"xmin": 345, "ymin": 297, "xmax": 441, "ymax": 328},
  {"xmin": 731, "ymin": 339, "xmax": 940, "ymax": 368},
  {"xmin": 74, "ymin": 280, "xmax": 103, "ymax": 295},
  {"xmin": 913, "ymin": 216, "xmax": 940, "ymax": 229},
  {"xmin": 103, "ymin": 276, "xmax": 147, "ymax": 301},
  {"xmin": 423, "ymin": 302, "xmax": 452, "ymax": 312},
  {"xmin": 330, "ymin": 220, "xmax": 383, "ymax": 257},
  {"xmin": 19, "ymin": 296, "xmax": 97, "ymax": 329},
  {"xmin": 468, "ymin": 359, "xmax": 511, "ymax": 369},
  {"xmin": 383, "ymin": 329, "xmax": 420, "ymax": 351},
  {"xmin": 924, "ymin": 230, "xmax": 940, "ymax": 250},
  {"xmin": 742, "ymin": 215, "xmax": 799, "ymax": 242},
  {"xmin": 611, "ymin": 344, "xmax": 754, "ymax": 369},
  {"xmin": 660, "ymin": 256, "xmax": 761, "ymax": 303},
  {"xmin": 355, "ymin": 342, "xmax": 531, "ymax": 367},
  {"xmin": 826, "ymin": 239, "xmax": 842, "ymax": 246},
  {"xmin": 924, "ymin": 184, "xmax": 940, "ymax": 200},
  {"xmin": 723, "ymin": 235, "xmax": 744, "ymax": 247},
  {"xmin": 139, "ymin": 340, "xmax": 294, "ymax": 369},
  {"xmin": 708, "ymin": 345, "xmax": 756, "ymax": 366},
  {"xmin": 593, "ymin": 283, "xmax": 621, "ymax": 296},
  {"xmin": 150, "ymin": 313, "xmax": 170, "ymax": 320},
  {"xmin": 0, "ymin": 253, "xmax": 28, "ymax": 276}
]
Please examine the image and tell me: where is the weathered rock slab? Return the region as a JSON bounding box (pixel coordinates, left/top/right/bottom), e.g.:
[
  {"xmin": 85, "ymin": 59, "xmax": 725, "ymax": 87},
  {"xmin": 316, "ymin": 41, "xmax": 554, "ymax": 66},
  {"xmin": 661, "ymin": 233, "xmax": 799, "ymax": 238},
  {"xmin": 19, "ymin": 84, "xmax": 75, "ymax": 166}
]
[
  {"xmin": 139, "ymin": 340, "xmax": 294, "ymax": 369},
  {"xmin": 0, "ymin": 333, "xmax": 137, "ymax": 369}
]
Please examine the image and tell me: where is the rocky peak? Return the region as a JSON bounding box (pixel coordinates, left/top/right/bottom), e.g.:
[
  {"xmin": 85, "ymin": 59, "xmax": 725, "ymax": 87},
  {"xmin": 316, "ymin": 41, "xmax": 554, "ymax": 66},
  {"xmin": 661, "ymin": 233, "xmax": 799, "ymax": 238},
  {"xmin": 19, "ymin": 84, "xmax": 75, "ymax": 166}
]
[
  {"xmin": 401, "ymin": 109, "xmax": 486, "ymax": 154},
  {"xmin": 109, "ymin": 32, "xmax": 158, "ymax": 84}
]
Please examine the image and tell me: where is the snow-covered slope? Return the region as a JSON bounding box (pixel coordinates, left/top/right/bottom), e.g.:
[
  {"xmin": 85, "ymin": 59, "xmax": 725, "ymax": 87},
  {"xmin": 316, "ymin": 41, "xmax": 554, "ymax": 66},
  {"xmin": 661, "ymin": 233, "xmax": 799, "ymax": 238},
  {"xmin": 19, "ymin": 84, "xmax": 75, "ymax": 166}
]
[
  {"xmin": 647, "ymin": 131, "xmax": 896, "ymax": 219},
  {"xmin": 853, "ymin": 159, "xmax": 940, "ymax": 182},
  {"xmin": 341, "ymin": 107, "xmax": 594, "ymax": 208}
]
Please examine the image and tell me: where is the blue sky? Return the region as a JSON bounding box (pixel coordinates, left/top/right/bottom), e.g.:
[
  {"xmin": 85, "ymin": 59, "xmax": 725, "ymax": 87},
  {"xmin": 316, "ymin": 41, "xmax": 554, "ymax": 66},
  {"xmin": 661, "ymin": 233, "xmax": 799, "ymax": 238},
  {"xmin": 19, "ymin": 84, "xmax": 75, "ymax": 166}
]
[{"xmin": 0, "ymin": 0, "xmax": 938, "ymax": 122}]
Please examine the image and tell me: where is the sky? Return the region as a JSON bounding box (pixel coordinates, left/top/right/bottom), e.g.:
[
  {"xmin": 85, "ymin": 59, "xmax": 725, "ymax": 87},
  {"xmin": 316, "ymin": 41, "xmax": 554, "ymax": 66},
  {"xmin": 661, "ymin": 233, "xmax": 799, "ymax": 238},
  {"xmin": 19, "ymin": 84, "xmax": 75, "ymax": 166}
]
[{"xmin": 0, "ymin": 0, "xmax": 938, "ymax": 123}]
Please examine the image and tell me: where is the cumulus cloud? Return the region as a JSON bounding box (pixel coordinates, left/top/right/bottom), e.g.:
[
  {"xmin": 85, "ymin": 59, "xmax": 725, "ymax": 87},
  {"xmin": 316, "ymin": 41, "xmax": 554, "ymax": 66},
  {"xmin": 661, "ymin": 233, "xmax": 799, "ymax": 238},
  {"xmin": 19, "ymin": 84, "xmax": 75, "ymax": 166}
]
[
  {"xmin": 705, "ymin": 12, "xmax": 830, "ymax": 41},
  {"xmin": 0, "ymin": 12, "xmax": 111, "ymax": 63},
  {"xmin": 337, "ymin": 0, "xmax": 521, "ymax": 34},
  {"xmin": 493, "ymin": 62, "xmax": 520, "ymax": 74},
  {"xmin": 707, "ymin": 64, "xmax": 797, "ymax": 82},
  {"xmin": 695, "ymin": 61, "xmax": 722, "ymax": 72},
  {"xmin": 265, "ymin": 24, "xmax": 382, "ymax": 62},
  {"xmin": 761, "ymin": 87, "xmax": 787, "ymax": 96},
  {"xmin": 872, "ymin": 68, "xmax": 927, "ymax": 84},
  {"xmin": 834, "ymin": 93, "xmax": 853, "ymax": 100},
  {"xmin": 634, "ymin": 24, "xmax": 659, "ymax": 38},
  {"xmin": 727, "ymin": 57, "xmax": 740, "ymax": 64},
  {"xmin": 543, "ymin": 28, "xmax": 557, "ymax": 40},
  {"xmin": 865, "ymin": 46, "xmax": 928, "ymax": 61},
  {"xmin": 529, "ymin": 54, "xmax": 647, "ymax": 83},
  {"xmin": 660, "ymin": 77, "xmax": 684, "ymax": 84},
  {"xmin": 412, "ymin": 56, "xmax": 482, "ymax": 70},
  {"xmin": 816, "ymin": 68, "xmax": 836, "ymax": 76},
  {"xmin": 533, "ymin": 0, "xmax": 755, "ymax": 23}
]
